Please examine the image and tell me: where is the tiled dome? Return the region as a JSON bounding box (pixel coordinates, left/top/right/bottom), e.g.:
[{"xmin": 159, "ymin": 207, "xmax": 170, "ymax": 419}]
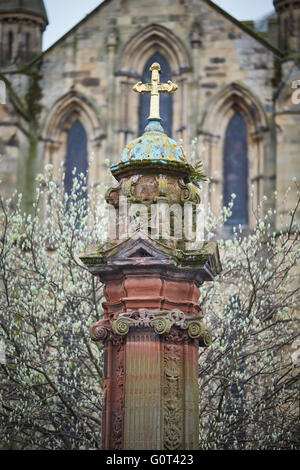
[{"xmin": 111, "ymin": 119, "xmax": 192, "ymax": 180}]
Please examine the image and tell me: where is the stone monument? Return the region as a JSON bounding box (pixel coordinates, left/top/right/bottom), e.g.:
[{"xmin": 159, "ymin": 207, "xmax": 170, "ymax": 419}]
[{"xmin": 80, "ymin": 62, "xmax": 221, "ymax": 450}]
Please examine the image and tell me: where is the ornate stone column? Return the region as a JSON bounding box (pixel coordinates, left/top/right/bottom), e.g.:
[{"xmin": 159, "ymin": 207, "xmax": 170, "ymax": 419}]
[{"xmin": 80, "ymin": 63, "xmax": 221, "ymax": 450}]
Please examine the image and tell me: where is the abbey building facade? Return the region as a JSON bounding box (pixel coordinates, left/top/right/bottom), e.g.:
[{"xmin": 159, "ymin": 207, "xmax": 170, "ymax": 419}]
[{"xmin": 0, "ymin": 0, "xmax": 300, "ymax": 228}]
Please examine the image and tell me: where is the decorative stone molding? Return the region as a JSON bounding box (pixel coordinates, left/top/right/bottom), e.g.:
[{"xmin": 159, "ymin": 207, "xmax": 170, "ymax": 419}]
[
  {"xmin": 106, "ymin": 28, "xmax": 119, "ymax": 53},
  {"xmin": 120, "ymin": 24, "xmax": 191, "ymax": 75},
  {"xmin": 163, "ymin": 342, "xmax": 183, "ymax": 449},
  {"xmin": 78, "ymin": 57, "xmax": 221, "ymax": 449},
  {"xmin": 90, "ymin": 321, "xmax": 110, "ymax": 342},
  {"xmin": 157, "ymin": 174, "xmax": 168, "ymax": 198},
  {"xmin": 105, "ymin": 173, "xmax": 201, "ymax": 208},
  {"xmin": 178, "ymin": 177, "xmax": 201, "ymax": 204},
  {"xmin": 102, "ymin": 334, "xmax": 126, "ymax": 450},
  {"xmin": 121, "ymin": 174, "xmax": 141, "ymax": 198},
  {"xmin": 90, "ymin": 309, "xmax": 212, "ymax": 347},
  {"xmin": 105, "ymin": 185, "xmax": 121, "ymax": 207},
  {"xmin": 190, "ymin": 22, "xmax": 202, "ymax": 49}
]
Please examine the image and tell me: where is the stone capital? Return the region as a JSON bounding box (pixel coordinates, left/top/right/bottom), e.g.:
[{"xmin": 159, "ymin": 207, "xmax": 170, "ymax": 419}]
[{"xmin": 90, "ymin": 309, "xmax": 212, "ymax": 347}]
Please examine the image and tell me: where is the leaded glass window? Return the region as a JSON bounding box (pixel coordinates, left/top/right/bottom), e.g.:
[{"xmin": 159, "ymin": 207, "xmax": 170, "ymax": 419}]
[
  {"xmin": 138, "ymin": 52, "xmax": 173, "ymax": 137},
  {"xmin": 223, "ymin": 113, "xmax": 248, "ymax": 226},
  {"xmin": 64, "ymin": 120, "xmax": 88, "ymax": 200}
]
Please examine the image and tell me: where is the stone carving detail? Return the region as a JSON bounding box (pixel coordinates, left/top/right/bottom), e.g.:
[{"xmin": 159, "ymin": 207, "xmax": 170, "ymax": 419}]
[
  {"xmin": 190, "ymin": 22, "xmax": 202, "ymax": 49},
  {"xmin": 90, "ymin": 309, "xmax": 211, "ymax": 346},
  {"xmin": 90, "ymin": 319, "xmax": 111, "ymax": 342},
  {"xmin": 163, "ymin": 342, "xmax": 183, "ymax": 450},
  {"xmin": 101, "ymin": 334, "xmax": 125, "ymax": 450},
  {"xmin": 113, "ymin": 317, "xmax": 131, "ymax": 336},
  {"xmin": 105, "ymin": 184, "xmax": 121, "ymax": 207},
  {"xmin": 110, "ymin": 336, "xmax": 125, "ymax": 450},
  {"xmin": 106, "ymin": 28, "xmax": 119, "ymax": 51},
  {"xmin": 202, "ymin": 331, "xmax": 213, "ymax": 347},
  {"xmin": 164, "ymin": 328, "xmax": 191, "ymax": 345},
  {"xmin": 152, "ymin": 316, "xmax": 171, "ymax": 335},
  {"xmin": 114, "ymin": 309, "xmax": 208, "ymax": 342},
  {"xmin": 121, "ymin": 174, "xmax": 141, "ymax": 198},
  {"xmin": 178, "ymin": 178, "xmax": 201, "ymax": 204},
  {"xmin": 156, "ymin": 174, "xmax": 168, "ymax": 198},
  {"xmin": 188, "ymin": 319, "xmax": 204, "ymax": 339},
  {"xmin": 105, "ymin": 173, "xmax": 204, "ymax": 208}
]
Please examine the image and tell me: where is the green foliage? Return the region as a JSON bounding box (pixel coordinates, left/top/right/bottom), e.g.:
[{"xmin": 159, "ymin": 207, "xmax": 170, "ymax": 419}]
[{"xmin": 189, "ymin": 160, "xmax": 207, "ymax": 188}]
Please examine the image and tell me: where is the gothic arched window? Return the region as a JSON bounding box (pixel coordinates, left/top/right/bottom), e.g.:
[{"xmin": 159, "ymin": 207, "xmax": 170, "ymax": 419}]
[
  {"xmin": 139, "ymin": 52, "xmax": 173, "ymax": 137},
  {"xmin": 64, "ymin": 120, "xmax": 88, "ymax": 200},
  {"xmin": 223, "ymin": 113, "xmax": 248, "ymax": 226}
]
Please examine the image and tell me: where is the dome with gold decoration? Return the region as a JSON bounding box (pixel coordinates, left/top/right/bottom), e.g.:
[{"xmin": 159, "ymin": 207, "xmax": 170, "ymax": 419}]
[{"xmin": 111, "ymin": 119, "xmax": 193, "ymax": 181}]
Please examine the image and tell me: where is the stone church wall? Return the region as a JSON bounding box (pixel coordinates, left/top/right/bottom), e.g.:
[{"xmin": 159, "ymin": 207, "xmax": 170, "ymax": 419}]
[{"xmin": 1, "ymin": 0, "xmax": 300, "ymax": 229}]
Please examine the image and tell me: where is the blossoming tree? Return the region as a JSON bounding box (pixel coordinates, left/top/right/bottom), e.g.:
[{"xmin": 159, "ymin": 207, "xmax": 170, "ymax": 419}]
[{"xmin": 0, "ymin": 165, "xmax": 299, "ymax": 449}]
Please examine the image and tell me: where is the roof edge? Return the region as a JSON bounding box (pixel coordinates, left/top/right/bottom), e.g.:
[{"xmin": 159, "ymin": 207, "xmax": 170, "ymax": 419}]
[
  {"xmin": 28, "ymin": 0, "xmax": 110, "ymax": 67},
  {"xmin": 24, "ymin": 0, "xmax": 284, "ymax": 71},
  {"xmin": 204, "ymin": 0, "xmax": 283, "ymax": 58}
]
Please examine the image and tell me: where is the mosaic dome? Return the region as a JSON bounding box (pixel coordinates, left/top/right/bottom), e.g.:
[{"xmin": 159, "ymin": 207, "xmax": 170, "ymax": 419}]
[{"xmin": 111, "ymin": 119, "xmax": 192, "ymax": 180}]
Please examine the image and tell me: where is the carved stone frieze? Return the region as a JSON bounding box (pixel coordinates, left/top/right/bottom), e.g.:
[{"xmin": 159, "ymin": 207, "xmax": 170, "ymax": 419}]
[
  {"xmin": 101, "ymin": 334, "xmax": 126, "ymax": 450},
  {"xmin": 111, "ymin": 337, "xmax": 125, "ymax": 450},
  {"xmin": 90, "ymin": 309, "xmax": 212, "ymax": 346},
  {"xmin": 105, "ymin": 184, "xmax": 121, "ymax": 207},
  {"xmin": 121, "ymin": 174, "xmax": 142, "ymax": 198},
  {"xmin": 178, "ymin": 178, "xmax": 201, "ymax": 204},
  {"xmin": 104, "ymin": 173, "xmax": 201, "ymax": 208},
  {"xmin": 163, "ymin": 342, "xmax": 183, "ymax": 450}
]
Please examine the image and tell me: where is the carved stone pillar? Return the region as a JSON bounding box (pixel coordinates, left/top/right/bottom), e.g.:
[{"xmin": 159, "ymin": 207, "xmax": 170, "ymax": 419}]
[
  {"xmin": 80, "ymin": 62, "xmax": 221, "ymax": 449},
  {"xmin": 81, "ymin": 234, "xmax": 220, "ymax": 450}
]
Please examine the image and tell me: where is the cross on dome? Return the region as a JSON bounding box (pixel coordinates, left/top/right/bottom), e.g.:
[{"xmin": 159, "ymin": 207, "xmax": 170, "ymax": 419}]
[{"xmin": 133, "ymin": 62, "xmax": 178, "ymax": 121}]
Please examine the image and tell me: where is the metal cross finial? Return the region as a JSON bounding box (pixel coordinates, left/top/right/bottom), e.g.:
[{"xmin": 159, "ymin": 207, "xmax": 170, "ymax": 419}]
[{"xmin": 133, "ymin": 62, "xmax": 178, "ymax": 121}]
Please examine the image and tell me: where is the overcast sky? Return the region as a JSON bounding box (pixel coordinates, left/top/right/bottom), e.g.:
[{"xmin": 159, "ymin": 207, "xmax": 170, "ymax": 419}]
[{"xmin": 43, "ymin": 0, "xmax": 275, "ymax": 50}]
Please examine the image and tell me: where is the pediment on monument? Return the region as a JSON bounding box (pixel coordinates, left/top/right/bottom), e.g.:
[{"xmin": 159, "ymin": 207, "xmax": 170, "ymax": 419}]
[
  {"xmin": 80, "ymin": 229, "xmax": 221, "ymax": 281},
  {"xmin": 108, "ymin": 235, "xmax": 172, "ymax": 261},
  {"xmin": 79, "ymin": 230, "xmax": 173, "ymax": 268}
]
